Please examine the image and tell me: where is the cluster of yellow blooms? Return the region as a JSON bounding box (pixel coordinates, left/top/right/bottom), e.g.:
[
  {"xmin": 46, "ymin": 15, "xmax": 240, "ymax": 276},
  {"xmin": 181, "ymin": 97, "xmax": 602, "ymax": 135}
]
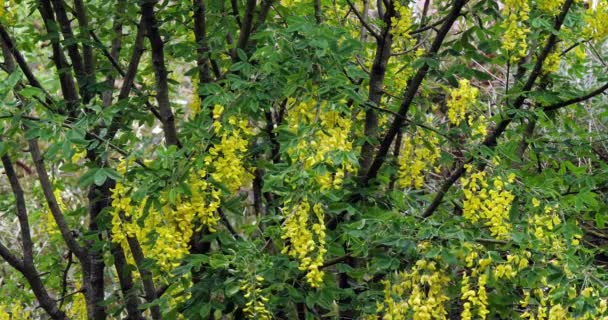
[
  {"xmin": 460, "ymin": 272, "xmax": 489, "ymax": 320},
  {"xmin": 391, "ymin": 2, "xmax": 414, "ymax": 50},
  {"xmin": 584, "ymin": 0, "xmax": 608, "ymax": 41},
  {"xmin": 375, "ymin": 259, "xmax": 451, "ymax": 320},
  {"xmin": 537, "ymin": 0, "xmax": 565, "ymax": 15},
  {"xmin": 0, "ymin": 0, "xmax": 16, "ymax": 25},
  {"xmin": 111, "ymin": 182, "xmax": 193, "ymax": 272},
  {"xmin": 40, "ymin": 189, "xmax": 67, "ymax": 238},
  {"xmin": 66, "ymin": 292, "xmax": 87, "ymax": 320},
  {"xmin": 501, "ymin": 0, "xmax": 530, "ymax": 62},
  {"xmin": 459, "ymin": 248, "xmax": 527, "ymax": 320},
  {"xmin": 240, "ymin": 276, "xmax": 272, "ymax": 320},
  {"xmin": 396, "ymin": 125, "xmax": 441, "ymax": 189},
  {"xmin": 189, "ymin": 77, "xmax": 202, "ymax": 116},
  {"xmin": 385, "ymin": 49, "xmax": 425, "ymax": 94},
  {"xmin": 520, "ymin": 285, "xmax": 608, "ymax": 319},
  {"xmin": 528, "ymin": 199, "xmax": 582, "ymax": 262},
  {"xmin": 461, "ymin": 167, "xmax": 516, "ymax": 240},
  {"xmin": 110, "ymin": 105, "xmax": 252, "ymax": 272},
  {"xmin": 175, "ymin": 170, "xmax": 221, "ymax": 232},
  {"xmin": 285, "ymin": 98, "xmax": 355, "ymax": 190},
  {"xmin": 447, "ymin": 79, "xmax": 479, "ymax": 127},
  {"xmin": 206, "ymin": 104, "xmax": 253, "ymax": 193},
  {"xmin": 0, "ymin": 302, "xmax": 30, "ymax": 320},
  {"xmin": 544, "ymin": 49, "xmax": 562, "ymax": 74},
  {"xmin": 280, "ymin": 200, "xmax": 327, "ymax": 287}
]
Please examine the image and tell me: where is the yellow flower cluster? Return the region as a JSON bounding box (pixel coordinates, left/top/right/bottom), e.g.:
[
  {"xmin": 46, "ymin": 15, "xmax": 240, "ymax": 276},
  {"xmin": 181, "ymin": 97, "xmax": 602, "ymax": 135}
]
[
  {"xmin": 386, "ymin": 48, "xmax": 425, "ymax": 94},
  {"xmin": 461, "ymin": 272, "xmax": 489, "ymax": 320},
  {"xmin": 396, "ymin": 125, "xmax": 441, "ymax": 189},
  {"xmin": 459, "ymin": 252, "xmax": 497, "ymax": 320},
  {"xmin": 176, "ymin": 170, "xmax": 221, "ymax": 232},
  {"xmin": 206, "ymin": 104, "xmax": 253, "ymax": 193},
  {"xmin": 66, "ymin": 292, "xmax": 87, "ymax": 320},
  {"xmin": 189, "ymin": 77, "xmax": 202, "ymax": 116},
  {"xmin": 240, "ymin": 276, "xmax": 272, "ymax": 320},
  {"xmin": 494, "ymin": 253, "xmax": 529, "ymax": 280},
  {"xmin": 109, "ymin": 106, "xmax": 252, "ymax": 272},
  {"xmin": 447, "ymin": 79, "xmax": 479, "ymax": 126},
  {"xmin": 391, "ymin": 2, "xmax": 414, "ymax": 50},
  {"xmin": 468, "ymin": 114, "xmax": 487, "ymax": 138},
  {"xmin": 280, "ymin": 201, "xmax": 327, "ymax": 287},
  {"xmin": 41, "ymin": 189, "xmax": 67, "ymax": 238},
  {"xmin": 0, "ymin": 0, "xmax": 16, "ymax": 25},
  {"xmin": 501, "ymin": 0, "xmax": 531, "ymax": 62},
  {"xmin": 537, "ymin": 0, "xmax": 565, "ymax": 15},
  {"xmin": 544, "ymin": 49, "xmax": 561, "ymax": 74},
  {"xmin": 286, "ymin": 99, "xmax": 356, "ymax": 190},
  {"xmin": 0, "ymin": 302, "xmax": 30, "ymax": 320},
  {"xmin": 461, "ymin": 167, "xmax": 516, "ymax": 240},
  {"xmin": 376, "ymin": 259, "xmax": 451, "ymax": 320},
  {"xmin": 111, "ymin": 183, "xmax": 193, "ymax": 272},
  {"xmin": 527, "ymin": 200, "xmax": 582, "ymax": 266},
  {"xmin": 584, "ymin": 1, "xmax": 608, "ymax": 41}
]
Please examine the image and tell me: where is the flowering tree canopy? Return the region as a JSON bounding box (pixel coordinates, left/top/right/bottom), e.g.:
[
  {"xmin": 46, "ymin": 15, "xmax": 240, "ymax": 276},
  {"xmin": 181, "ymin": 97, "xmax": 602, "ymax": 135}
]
[{"xmin": 0, "ymin": 0, "xmax": 607, "ymax": 319}]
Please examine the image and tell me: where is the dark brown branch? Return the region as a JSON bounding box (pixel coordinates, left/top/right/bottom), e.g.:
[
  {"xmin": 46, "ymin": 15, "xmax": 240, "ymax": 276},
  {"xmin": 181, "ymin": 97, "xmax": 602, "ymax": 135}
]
[
  {"xmin": 141, "ymin": 0, "xmax": 181, "ymax": 147},
  {"xmin": 28, "ymin": 139, "xmax": 86, "ymax": 259},
  {"xmin": 233, "ymin": 0, "xmax": 257, "ymax": 59},
  {"xmin": 192, "ymin": 0, "xmax": 212, "ymax": 110},
  {"xmin": 126, "ymin": 233, "xmax": 161, "ymax": 320},
  {"xmin": 73, "ymin": 0, "xmax": 95, "ymax": 103},
  {"xmin": 0, "ymin": 23, "xmax": 55, "ymax": 109},
  {"xmin": 364, "ymin": 0, "xmax": 468, "ymax": 184},
  {"xmin": 1, "ymin": 151, "xmax": 34, "ymax": 265},
  {"xmin": 358, "ymin": 1, "xmax": 394, "ymax": 175},
  {"xmin": 102, "ymin": 0, "xmax": 126, "ymax": 108},
  {"xmin": 37, "ymin": 0, "xmax": 80, "ymax": 114},
  {"xmin": 314, "ymin": 0, "xmax": 323, "ymax": 24},
  {"xmin": 543, "ymin": 82, "xmax": 608, "ymax": 112},
  {"xmin": 110, "ymin": 238, "xmax": 144, "ymax": 320},
  {"xmin": 231, "ymin": 0, "xmax": 242, "ymax": 27},
  {"xmin": 421, "ymin": 0, "xmax": 575, "ymax": 218},
  {"xmin": 49, "ymin": 0, "xmax": 88, "ymax": 102},
  {"xmin": 1, "ymin": 151, "xmax": 68, "ymax": 320}
]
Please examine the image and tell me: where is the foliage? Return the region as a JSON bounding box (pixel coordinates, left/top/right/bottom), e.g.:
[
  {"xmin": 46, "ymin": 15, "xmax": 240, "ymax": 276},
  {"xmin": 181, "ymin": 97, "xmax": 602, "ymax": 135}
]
[{"xmin": 0, "ymin": 0, "xmax": 607, "ymax": 319}]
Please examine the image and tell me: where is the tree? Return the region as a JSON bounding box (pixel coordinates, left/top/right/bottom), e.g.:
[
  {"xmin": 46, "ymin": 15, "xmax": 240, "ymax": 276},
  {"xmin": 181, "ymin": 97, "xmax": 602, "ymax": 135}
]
[{"xmin": 0, "ymin": 0, "xmax": 607, "ymax": 319}]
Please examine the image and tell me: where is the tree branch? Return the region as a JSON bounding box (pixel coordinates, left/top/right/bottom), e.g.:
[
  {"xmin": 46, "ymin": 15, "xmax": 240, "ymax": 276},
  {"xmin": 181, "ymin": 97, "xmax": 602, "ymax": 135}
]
[
  {"xmin": 543, "ymin": 82, "xmax": 608, "ymax": 112},
  {"xmin": 141, "ymin": 0, "xmax": 181, "ymax": 147},
  {"xmin": 421, "ymin": 0, "xmax": 575, "ymax": 218},
  {"xmin": 364, "ymin": 0, "xmax": 468, "ymax": 185}
]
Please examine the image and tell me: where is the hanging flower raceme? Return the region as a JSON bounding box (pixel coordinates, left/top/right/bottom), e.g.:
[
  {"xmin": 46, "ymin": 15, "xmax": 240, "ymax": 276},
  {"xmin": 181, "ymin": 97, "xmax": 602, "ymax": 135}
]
[
  {"xmin": 375, "ymin": 259, "xmax": 451, "ymax": 320},
  {"xmin": 391, "ymin": 2, "xmax": 414, "ymax": 50},
  {"xmin": 396, "ymin": 123, "xmax": 441, "ymax": 189},
  {"xmin": 285, "ymin": 99, "xmax": 356, "ymax": 190},
  {"xmin": 501, "ymin": 0, "xmax": 531, "ymax": 62},
  {"xmin": 189, "ymin": 77, "xmax": 202, "ymax": 116},
  {"xmin": 447, "ymin": 79, "xmax": 479, "ymax": 127},
  {"xmin": 280, "ymin": 200, "xmax": 327, "ymax": 287},
  {"xmin": 240, "ymin": 276, "xmax": 272, "ymax": 320},
  {"xmin": 110, "ymin": 161, "xmax": 193, "ymax": 272},
  {"xmin": 461, "ymin": 166, "xmax": 516, "ymax": 240},
  {"xmin": 584, "ymin": 0, "xmax": 608, "ymax": 41}
]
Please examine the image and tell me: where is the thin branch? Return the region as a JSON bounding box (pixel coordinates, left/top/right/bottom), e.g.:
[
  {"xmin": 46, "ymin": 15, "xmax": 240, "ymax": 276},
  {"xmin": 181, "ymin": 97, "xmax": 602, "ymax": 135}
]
[
  {"xmin": 543, "ymin": 82, "xmax": 608, "ymax": 112},
  {"xmin": 141, "ymin": 0, "xmax": 181, "ymax": 147},
  {"xmin": 421, "ymin": 0, "xmax": 575, "ymax": 218},
  {"xmin": 364, "ymin": 0, "xmax": 468, "ymax": 184},
  {"xmin": 344, "ymin": 0, "xmax": 381, "ymax": 40}
]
